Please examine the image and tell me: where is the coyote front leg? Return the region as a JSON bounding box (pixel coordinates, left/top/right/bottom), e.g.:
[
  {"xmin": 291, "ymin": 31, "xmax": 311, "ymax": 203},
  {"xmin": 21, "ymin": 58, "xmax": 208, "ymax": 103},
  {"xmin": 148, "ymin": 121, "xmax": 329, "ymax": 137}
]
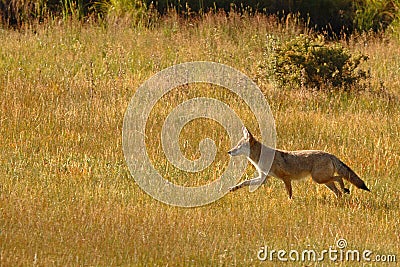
[{"xmin": 229, "ymin": 173, "xmax": 267, "ymax": 192}]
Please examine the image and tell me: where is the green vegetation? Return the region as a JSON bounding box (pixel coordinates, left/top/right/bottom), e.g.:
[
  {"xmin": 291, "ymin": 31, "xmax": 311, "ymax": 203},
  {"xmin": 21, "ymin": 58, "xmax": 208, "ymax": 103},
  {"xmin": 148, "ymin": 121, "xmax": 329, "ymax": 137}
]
[
  {"xmin": 0, "ymin": 9, "xmax": 399, "ymax": 267},
  {"xmin": 1, "ymin": 0, "xmax": 400, "ymax": 34},
  {"xmin": 266, "ymin": 34, "xmax": 369, "ymax": 90},
  {"xmin": 354, "ymin": 0, "xmax": 399, "ymax": 32}
]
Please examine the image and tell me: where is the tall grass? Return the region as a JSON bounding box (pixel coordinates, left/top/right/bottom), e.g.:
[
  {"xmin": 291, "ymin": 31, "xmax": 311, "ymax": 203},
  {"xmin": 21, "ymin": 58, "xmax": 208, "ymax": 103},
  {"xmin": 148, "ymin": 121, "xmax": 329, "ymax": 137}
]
[
  {"xmin": 0, "ymin": 12, "xmax": 399, "ymax": 265},
  {"xmin": 1, "ymin": 0, "xmax": 400, "ymax": 34},
  {"xmin": 354, "ymin": 0, "xmax": 400, "ymax": 32}
]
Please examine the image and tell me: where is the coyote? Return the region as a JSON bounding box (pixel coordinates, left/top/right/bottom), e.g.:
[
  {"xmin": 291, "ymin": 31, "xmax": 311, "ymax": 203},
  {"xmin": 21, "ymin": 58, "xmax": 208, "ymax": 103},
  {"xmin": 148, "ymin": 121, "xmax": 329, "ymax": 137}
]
[{"xmin": 228, "ymin": 127, "xmax": 370, "ymax": 198}]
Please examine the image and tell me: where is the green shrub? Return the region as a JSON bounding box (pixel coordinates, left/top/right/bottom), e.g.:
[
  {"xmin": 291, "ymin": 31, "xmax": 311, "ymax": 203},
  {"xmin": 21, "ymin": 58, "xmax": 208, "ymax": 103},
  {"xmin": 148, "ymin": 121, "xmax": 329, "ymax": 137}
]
[{"xmin": 267, "ymin": 34, "xmax": 369, "ymax": 91}]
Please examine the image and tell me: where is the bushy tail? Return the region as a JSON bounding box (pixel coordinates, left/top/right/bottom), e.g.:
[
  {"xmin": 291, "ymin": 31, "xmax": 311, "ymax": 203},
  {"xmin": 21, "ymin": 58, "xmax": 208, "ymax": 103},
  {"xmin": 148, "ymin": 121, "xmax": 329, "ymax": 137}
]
[{"xmin": 332, "ymin": 156, "xmax": 370, "ymax": 191}]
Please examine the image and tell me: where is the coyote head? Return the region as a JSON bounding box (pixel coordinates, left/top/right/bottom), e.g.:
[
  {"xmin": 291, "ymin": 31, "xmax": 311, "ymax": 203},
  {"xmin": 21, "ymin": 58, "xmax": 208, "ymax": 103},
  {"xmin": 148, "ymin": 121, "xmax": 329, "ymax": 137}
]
[{"xmin": 228, "ymin": 126, "xmax": 253, "ymax": 157}]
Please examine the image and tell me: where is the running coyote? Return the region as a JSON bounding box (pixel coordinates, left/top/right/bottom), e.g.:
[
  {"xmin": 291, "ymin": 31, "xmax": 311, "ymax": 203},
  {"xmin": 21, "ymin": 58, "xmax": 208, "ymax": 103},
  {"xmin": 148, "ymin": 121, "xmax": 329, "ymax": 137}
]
[{"xmin": 228, "ymin": 127, "xmax": 370, "ymax": 198}]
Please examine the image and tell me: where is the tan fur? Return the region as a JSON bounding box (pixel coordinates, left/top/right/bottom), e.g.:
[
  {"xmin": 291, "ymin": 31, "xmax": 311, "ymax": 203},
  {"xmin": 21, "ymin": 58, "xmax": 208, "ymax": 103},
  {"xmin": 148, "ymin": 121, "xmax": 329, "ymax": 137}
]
[{"xmin": 228, "ymin": 127, "xmax": 370, "ymax": 198}]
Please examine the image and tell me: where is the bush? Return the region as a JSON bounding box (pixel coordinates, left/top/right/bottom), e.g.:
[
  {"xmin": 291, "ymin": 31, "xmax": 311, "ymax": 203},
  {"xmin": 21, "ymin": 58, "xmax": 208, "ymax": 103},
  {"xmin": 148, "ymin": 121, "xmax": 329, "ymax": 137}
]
[{"xmin": 267, "ymin": 34, "xmax": 369, "ymax": 91}]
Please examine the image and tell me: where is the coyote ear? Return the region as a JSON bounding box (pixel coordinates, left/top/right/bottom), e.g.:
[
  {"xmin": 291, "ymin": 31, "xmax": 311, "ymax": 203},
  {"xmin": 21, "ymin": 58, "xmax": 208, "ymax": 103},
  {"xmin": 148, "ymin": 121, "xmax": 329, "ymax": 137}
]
[{"xmin": 242, "ymin": 126, "xmax": 253, "ymax": 140}]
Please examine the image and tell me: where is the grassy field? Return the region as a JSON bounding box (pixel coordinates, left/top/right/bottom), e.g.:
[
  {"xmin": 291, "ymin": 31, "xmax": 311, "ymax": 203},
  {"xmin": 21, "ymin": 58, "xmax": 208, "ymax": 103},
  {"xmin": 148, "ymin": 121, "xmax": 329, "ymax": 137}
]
[{"xmin": 1, "ymin": 13, "xmax": 399, "ymax": 266}]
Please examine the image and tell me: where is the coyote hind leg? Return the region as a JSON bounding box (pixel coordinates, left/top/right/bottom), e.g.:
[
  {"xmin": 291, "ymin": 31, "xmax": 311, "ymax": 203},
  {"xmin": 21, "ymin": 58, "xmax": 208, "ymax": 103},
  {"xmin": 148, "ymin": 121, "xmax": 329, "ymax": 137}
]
[
  {"xmin": 283, "ymin": 178, "xmax": 293, "ymax": 199},
  {"xmin": 325, "ymin": 182, "xmax": 342, "ymax": 198},
  {"xmin": 333, "ymin": 176, "xmax": 350, "ymax": 194}
]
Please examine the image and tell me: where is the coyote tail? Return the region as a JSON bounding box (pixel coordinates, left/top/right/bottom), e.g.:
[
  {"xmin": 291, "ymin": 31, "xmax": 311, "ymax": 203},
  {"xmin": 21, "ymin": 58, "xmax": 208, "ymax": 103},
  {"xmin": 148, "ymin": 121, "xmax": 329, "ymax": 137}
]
[{"xmin": 333, "ymin": 156, "xmax": 370, "ymax": 191}]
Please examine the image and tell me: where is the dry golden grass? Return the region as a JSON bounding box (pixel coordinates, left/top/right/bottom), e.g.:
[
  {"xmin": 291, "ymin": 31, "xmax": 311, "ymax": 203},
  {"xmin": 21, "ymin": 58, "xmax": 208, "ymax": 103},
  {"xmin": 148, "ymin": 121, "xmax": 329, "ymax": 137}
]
[{"xmin": 0, "ymin": 14, "xmax": 399, "ymax": 266}]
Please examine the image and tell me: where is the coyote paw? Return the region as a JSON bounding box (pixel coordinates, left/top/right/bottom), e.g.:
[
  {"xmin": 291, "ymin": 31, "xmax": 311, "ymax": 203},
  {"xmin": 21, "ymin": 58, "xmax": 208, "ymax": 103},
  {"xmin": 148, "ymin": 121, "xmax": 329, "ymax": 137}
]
[{"xmin": 229, "ymin": 186, "xmax": 239, "ymax": 192}]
